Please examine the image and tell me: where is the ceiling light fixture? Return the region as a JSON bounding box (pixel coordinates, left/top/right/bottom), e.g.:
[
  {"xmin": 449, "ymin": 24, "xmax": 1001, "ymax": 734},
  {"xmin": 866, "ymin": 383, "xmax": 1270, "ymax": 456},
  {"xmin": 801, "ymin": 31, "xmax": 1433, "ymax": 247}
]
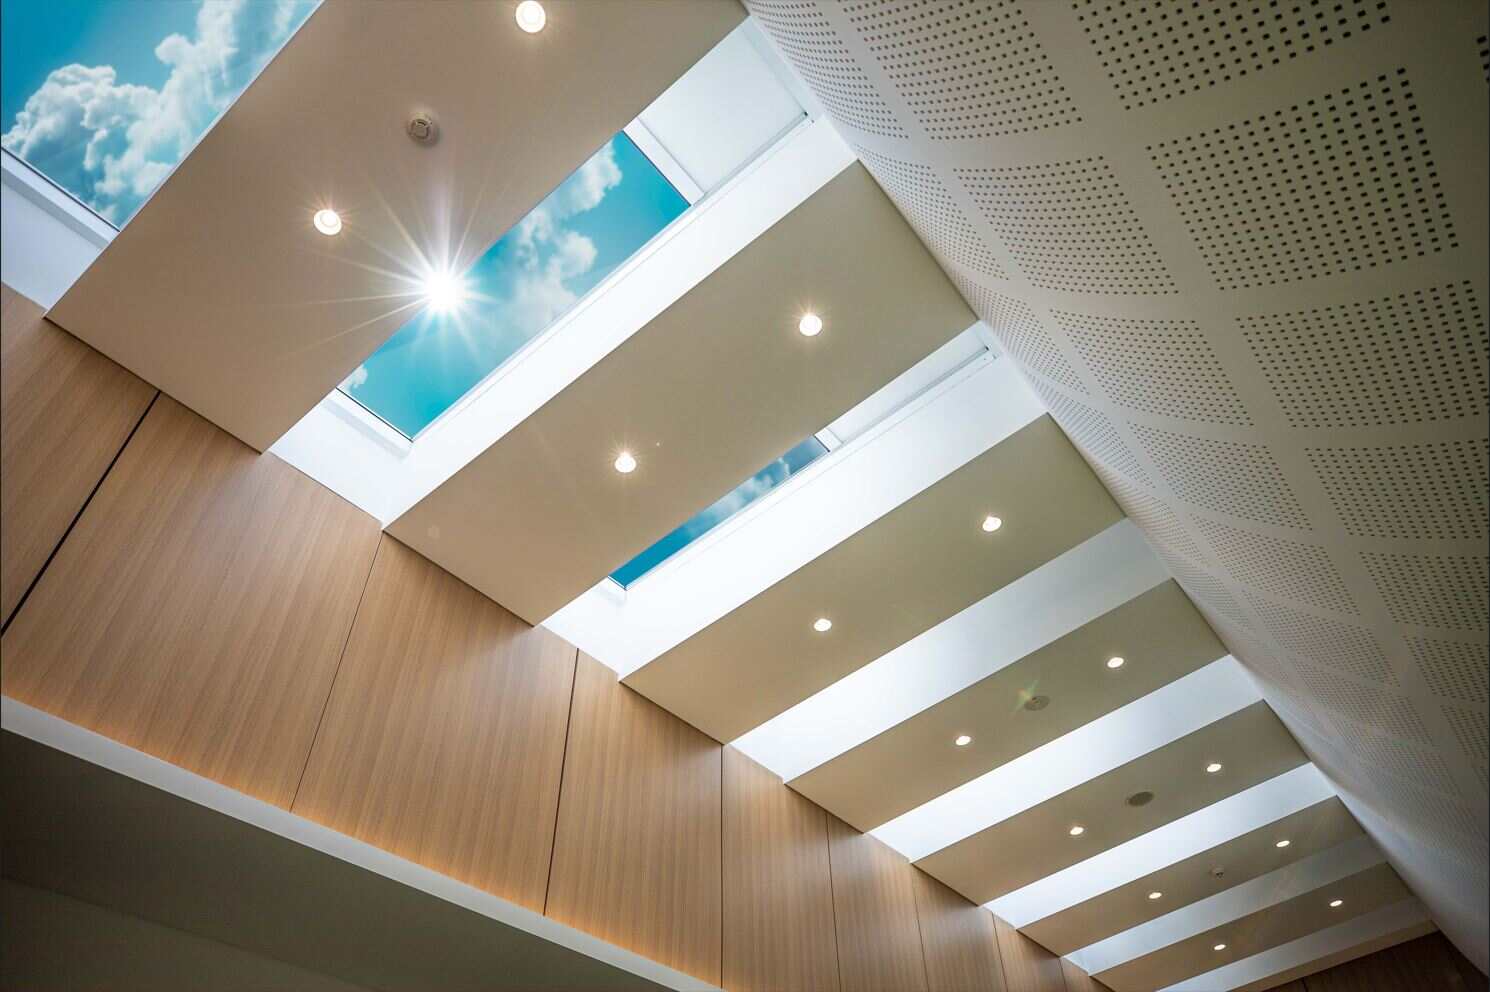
[
  {"xmin": 1214, "ymin": 944, "xmax": 1227, "ymax": 952},
  {"xmin": 798, "ymin": 313, "xmax": 824, "ymax": 337},
  {"xmin": 312, "ymin": 208, "xmax": 342, "ymax": 236},
  {"xmin": 613, "ymin": 451, "xmax": 638, "ymax": 474},
  {"xmin": 954, "ymin": 734, "xmax": 973, "ymax": 747},
  {"xmin": 1330, "ymin": 899, "xmax": 1344, "ymax": 908},
  {"xmin": 813, "ymin": 617, "xmax": 833, "ymax": 633},
  {"xmin": 1275, "ymin": 839, "xmax": 1291, "ymax": 849},
  {"xmin": 981, "ymin": 515, "xmax": 1003, "ymax": 533},
  {"xmin": 422, "ymin": 270, "xmax": 467, "ymax": 313},
  {"xmin": 1206, "ymin": 762, "xmax": 1224, "ymax": 774},
  {"xmin": 1068, "ymin": 825, "xmax": 1085, "ymax": 837},
  {"xmin": 1148, "ymin": 891, "xmax": 1163, "ymax": 901},
  {"xmin": 515, "ymin": 0, "xmax": 547, "ymax": 33},
  {"xmin": 1106, "ymin": 656, "xmax": 1126, "ymax": 670}
]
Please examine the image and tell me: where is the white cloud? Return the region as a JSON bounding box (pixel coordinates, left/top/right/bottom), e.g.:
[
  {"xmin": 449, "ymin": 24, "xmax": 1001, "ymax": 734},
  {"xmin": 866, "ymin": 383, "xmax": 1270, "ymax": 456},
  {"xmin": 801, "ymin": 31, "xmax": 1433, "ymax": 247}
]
[
  {"xmin": 341, "ymin": 364, "xmax": 369, "ymax": 390},
  {"xmin": 2, "ymin": 0, "xmax": 314, "ymax": 222}
]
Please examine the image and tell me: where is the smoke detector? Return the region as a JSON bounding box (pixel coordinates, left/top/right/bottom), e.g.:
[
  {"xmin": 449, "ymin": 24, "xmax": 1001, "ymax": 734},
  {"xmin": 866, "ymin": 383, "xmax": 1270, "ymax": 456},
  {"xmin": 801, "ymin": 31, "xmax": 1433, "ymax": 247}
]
[
  {"xmin": 1022, "ymin": 694, "xmax": 1050, "ymax": 712},
  {"xmin": 407, "ymin": 113, "xmax": 438, "ymax": 145},
  {"xmin": 1126, "ymin": 790, "xmax": 1155, "ymax": 807}
]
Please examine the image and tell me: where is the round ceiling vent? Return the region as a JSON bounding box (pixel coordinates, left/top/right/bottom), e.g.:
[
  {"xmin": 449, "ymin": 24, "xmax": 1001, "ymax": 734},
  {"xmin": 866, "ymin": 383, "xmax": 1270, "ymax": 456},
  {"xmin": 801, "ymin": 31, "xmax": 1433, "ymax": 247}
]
[
  {"xmin": 1022, "ymin": 694, "xmax": 1050, "ymax": 712},
  {"xmin": 1211, "ymin": 866, "xmax": 1226, "ymax": 879},
  {"xmin": 1126, "ymin": 790, "xmax": 1155, "ymax": 807},
  {"xmin": 407, "ymin": 113, "xmax": 439, "ymax": 145}
]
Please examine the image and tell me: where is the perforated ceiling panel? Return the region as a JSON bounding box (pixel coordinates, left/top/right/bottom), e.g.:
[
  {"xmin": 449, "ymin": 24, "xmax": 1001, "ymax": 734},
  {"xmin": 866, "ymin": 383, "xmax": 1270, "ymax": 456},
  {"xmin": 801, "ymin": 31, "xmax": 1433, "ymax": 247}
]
[{"xmin": 747, "ymin": 0, "xmax": 1489, "ymax": 971}]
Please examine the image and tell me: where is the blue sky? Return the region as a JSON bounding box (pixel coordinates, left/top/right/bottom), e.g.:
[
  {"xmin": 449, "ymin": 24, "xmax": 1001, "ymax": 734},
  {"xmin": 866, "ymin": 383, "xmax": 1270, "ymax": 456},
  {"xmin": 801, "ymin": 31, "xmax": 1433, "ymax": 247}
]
[
  {"xmin": 343, "ymin": 133, "xmax": 689, "ymax": 439},
  {"xmin": 2, "ymin": 0, "xmax": 316, "ymax": 223}
]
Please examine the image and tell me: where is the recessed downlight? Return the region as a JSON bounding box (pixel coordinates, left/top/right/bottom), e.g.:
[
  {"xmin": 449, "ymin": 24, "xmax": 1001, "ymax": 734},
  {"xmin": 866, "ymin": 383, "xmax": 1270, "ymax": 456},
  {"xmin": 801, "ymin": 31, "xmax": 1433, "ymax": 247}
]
[
  {"xmin": 514, "ymin": 0, "xmax": 547, "ymax": 33},
  {"xmin": 613, "ymin": 451, "xmax": 637, "ymax": 474},
  {"xmin": 1275, "ymin": 839, "xmax": 1291, "ymax": 849},
  {"xmin": 1068, "ymin": 825, "xmax": 1085, "ymax": 837},
  {"xmin": 954, "ymin": 734, "xmax": 973, "ymax": 747},
  {"xmin": 798, "ymin": 313, "xmax": 824, "ymax": 337},
  {"xmin": 1106, "ymin": 656, "xmax": 1126, "ymax": 670},
  {"xmin": 812, "ymin": 617, "xmax": 833, "ymax": 633},
  {"xmin": 1148, "ymin": 891, "xmax": 1163, "ymax": 900},
  {"xmin": 1330, "ymin": 899, "xmax": 1344, "ymax": 908},
  {"xmin": 981, "ymin": 515, "xmax": 1003, "ymax": 533},
  {"xmin": 1214, "ymin": 944, "xmax": 1228, "ymax": 952},
  {"xmin": 1206, "ymin": 761, "xmax": 1224, "ymax": 774},
  {"xmin": 312, "ymin": 208, "xmax": 342, "ymax": 236}
]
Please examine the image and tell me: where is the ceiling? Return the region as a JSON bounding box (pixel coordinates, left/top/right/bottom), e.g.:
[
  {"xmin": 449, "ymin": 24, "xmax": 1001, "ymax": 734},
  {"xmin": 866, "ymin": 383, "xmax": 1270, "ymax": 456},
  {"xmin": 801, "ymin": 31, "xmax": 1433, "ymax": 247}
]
[{"xmin": 25, "ymin": 0, "xmax": 1487, "ymax": 988}]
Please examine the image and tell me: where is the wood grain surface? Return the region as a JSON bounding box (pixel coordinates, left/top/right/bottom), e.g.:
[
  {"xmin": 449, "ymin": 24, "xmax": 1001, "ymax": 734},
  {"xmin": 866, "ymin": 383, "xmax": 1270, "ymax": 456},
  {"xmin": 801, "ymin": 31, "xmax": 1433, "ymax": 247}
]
[{"xmin": 825, "ymin": 814, "xmax": 929, "ymax": 992}]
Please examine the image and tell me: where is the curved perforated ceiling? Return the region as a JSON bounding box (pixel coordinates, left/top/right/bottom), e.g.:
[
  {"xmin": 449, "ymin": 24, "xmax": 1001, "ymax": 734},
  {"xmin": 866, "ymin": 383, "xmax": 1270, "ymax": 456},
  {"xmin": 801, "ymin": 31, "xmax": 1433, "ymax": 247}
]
[{"xmin": 746, "ymin": 0, "xmax": 1488, "ymax": 973}]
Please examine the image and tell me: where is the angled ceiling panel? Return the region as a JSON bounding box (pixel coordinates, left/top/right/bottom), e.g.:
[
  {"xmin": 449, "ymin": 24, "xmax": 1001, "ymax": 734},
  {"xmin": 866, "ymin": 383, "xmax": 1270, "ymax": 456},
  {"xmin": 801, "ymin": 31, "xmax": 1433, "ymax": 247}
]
[
  {"xmin": 788, "ymin": 580, "xmax": 1225, "ymax": 832},
  {"xmin": 47, "ymin": 0, "xmax": 744, "ymax": 451},
  {"xmin": 915, "ymin": 702, "xmax": 1306, "ymax": 905},
  {"xmin": 390, "ymin": 163, "xmax": 974, "ymax": 625},
  {"xmin": 624, "ymin": 414, "xmax": 1121, "ymax": 743},
  {"xmin": 745, "ymin": 0, "xmax": 1490, "ymax": 971}
]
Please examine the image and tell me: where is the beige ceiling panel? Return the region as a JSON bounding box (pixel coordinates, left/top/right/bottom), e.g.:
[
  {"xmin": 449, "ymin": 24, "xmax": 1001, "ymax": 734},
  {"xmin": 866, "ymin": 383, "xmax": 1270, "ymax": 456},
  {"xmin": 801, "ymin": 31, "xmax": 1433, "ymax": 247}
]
[
  {"xmin": 916, "ymin": 702, "xmax": 1306, "ymax": 906},
  {"xmin": 1096, "ymin": 862, "xmax": 1411, "ymax": 992},
  {"xmin": 389, "ymin": 163, "xmax": 974, "ymax": 625},
  {"xmin": 46, "ymin": 0, "xmax": 744, "ymax": 451},
  {"xmin": 1025, "ymin": 798, "xmax": 1362, "ymax": 956},
  {"xmin": 790, "ymin": 580, "xmax": 1223, "ymax": 831},
  {"xmin": 624, "ymin": 415, "xmax": 1122, "ymax": 743}
]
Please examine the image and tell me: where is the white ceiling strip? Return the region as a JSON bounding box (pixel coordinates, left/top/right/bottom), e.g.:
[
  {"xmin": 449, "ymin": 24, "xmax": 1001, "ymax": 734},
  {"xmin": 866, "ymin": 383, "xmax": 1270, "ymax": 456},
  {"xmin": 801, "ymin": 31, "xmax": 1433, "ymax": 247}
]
[
  {"xmin": 270, "ymin": 114, "xmax": 853, "ymax": 524},
  {"xmin": 1070, "ymin": 835, "xmax": 1384, "ymax": 975},
  {"xmin": 871, "ymin": 655, "xmax": 1262, "ymax": 861},
  {"xmin": 1, "ymin": 149, "xmax": 110, "ymax": 309},
  {"xmin": 547, "ymin": 347, "xmax": 1045, "ymax": 676},
  {"xmin": 1158, "ymin": 898, "xmax": 1432, "ymax": 992},
  {"xmin": 734, "ymin": 519, "xmax": 1167, "ymax": 781},
  {"xmin": 989, "ymin": 764, "xmax": 1337, "ymax": 927}
]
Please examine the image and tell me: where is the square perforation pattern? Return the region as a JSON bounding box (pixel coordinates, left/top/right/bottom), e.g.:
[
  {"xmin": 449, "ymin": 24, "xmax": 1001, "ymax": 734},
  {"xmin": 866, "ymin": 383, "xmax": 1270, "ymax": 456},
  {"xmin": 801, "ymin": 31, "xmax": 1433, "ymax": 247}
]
[
  {"xmin": 1293, "ymin": 660, "xmax": 1431, "ymax": 746},
  {"xmin": 1132, "ymin": 423, "xmax": 1309, "ymax": 529},
  {"xmin": 1242, "ymin": 282, "xmax": 1486, "ymax": 429},
  {"xmin": 751, "ymin": 0, "xmax": 906, "ymax": 139},
  {"xmin": 857, "ymin": 148, "xmax": 1007, "ymax": 279},
  {"xmin": 1442, "ymin": 704, "xmax": 1488, "ymax": 772},
  {"xmin": 1151, "ymin": 69, "xmax": 1457, "ymax": 290},
  {"xmin": 1058, "ymin": 312, "xmax": 1251, "ymax": 426},
  {"xmin": 1408, "ymin": 637, "xmax": 1489, "ymax": 707},
  {"xmin": 1242, "ymin": 592, "xmax": 1395, "ymax": 685},
  {"xmin": 1334, "ymin": 717, "xmax": 1460, "ymax": 796},
  {"xmin": 1308, "ymin": 439, "xmax": 1488, "ymax": 542},
  {"xmin": 1032, "ymin": 384, "xmax": 1153, "ymax": 486},
  {"xmin": 956, "ymin": 157, "xmax": 1176, "ymax": 295},
  {"xmin": 1363, "ymin": 552, "xmax": 1489, "ymax": 632},
  {"xmin": 952, "ymin": 273, "xmax": 1090, "ymax": 393},
  {"xmin": 1194, "ymin": 517, "xmax": 1357, "ymax": 615},
  {"xmin": 844, "ymin": 0, "xmax": 1079, "ymax": 139},
  {"xmin": 1074, "ymin": 0, "xmax": 1392, "ymax": 109}
]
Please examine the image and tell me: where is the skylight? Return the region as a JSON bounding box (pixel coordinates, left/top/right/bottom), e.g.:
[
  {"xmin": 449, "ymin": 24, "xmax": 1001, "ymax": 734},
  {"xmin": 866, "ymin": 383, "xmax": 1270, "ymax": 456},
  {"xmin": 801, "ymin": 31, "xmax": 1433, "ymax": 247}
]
[
  {"xmin": 340, "ymin": 134, "xmax": 690, "ymax": 439},
  {"xmin": 1, "ymin": 0, "xmax": 318, "ymax": 226}
]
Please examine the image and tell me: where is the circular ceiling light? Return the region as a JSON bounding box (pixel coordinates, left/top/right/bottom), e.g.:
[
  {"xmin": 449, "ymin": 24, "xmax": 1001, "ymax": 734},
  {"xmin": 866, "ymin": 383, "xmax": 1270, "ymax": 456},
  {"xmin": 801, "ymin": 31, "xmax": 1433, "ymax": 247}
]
[
  {"xmin": 1329, "ymin": 898, "xmax": 1344, "ymax": 908},
  {"xmin": 515, "ymin": 0, "xmax": 547, "ymax": 33},
  {"xmin": 1068, "ymin": 825, "xmax": 1085, "ymax": 837},
  {"xmin": 798, "ymin": 313, "xmax": 824, "ymax": 337},
  {"xmin": 981, "ymin": 515, "xmax": 1003, "ymax": 533},
  {"xmin": 1213, "ymin": 944, "xmax": 1227, "ymax": 952},
  {"xmin": 1275, "ymin": 839, "xmax": 1291, "ymax": 849},
  {"xmin": 1206, "ymin": 762, "xmax": 1224, "ymax": 774},
  {"xmin": 312, "ymin": 208, "xmax": 342, "ymax": 236},
  {"xmin": 613, "ymin": 451, "xmax": 638, "ymax": 474},
  {"xmin": 1106, "ymin": 656, "xmax": 1126, "ymax": 670},
  {"xmin": 813, "ymin": 617, "xmax": 833, "ymax": 633},
  {"xmin": 1148, "ymin": 891, "xmax": 1163, "ymax": 901},
  {"xmin": 954, "ymin": 734, "xmax": 973, "ymax": 747}
]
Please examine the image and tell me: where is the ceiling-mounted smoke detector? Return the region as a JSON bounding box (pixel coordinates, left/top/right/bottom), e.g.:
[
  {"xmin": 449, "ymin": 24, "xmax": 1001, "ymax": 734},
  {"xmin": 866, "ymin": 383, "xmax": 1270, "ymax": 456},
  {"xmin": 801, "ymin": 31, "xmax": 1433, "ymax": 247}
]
[{"xmin": 407, "ymin": 113, "xmax": 439, "ymax": 145}]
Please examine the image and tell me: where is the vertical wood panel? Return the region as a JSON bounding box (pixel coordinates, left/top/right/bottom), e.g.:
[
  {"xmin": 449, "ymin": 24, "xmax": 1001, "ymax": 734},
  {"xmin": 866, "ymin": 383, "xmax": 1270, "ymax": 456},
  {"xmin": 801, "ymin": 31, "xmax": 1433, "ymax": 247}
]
[
  {"xmin": 0, "ymin": 396, "xmax": 380, "ymax": 807},
  {"xmin": 0, "ymin": 282, "xmax": 156, "ymax": 625},
  {"xmin": 1061, "ymin": 957, "xmax": 1112, "ymax": 992},
  {"xmin": 912, "ymin": 869, "xmax": 1006, "ymax": 992},
  {"xmin": 994, "ymin": 915, "xmax": 1066, "ymax": 992},
  {"xmin": 545, "ymin": 653, "xmax": 722, "ymax": 983},
  {"xmin": 293, "ymin": 536, "xmax": 577, "ymax": 911},
  {"xmin": 722, "ymin": 747, "xmax": 841, "ymax": 992},
  {"xmin": 826, "ymin": 814, "xmax": 930, "ymax": 992},
  {"xmin": 1296, "ymin": 932, "xmax": 1484, "ymax": 991}
]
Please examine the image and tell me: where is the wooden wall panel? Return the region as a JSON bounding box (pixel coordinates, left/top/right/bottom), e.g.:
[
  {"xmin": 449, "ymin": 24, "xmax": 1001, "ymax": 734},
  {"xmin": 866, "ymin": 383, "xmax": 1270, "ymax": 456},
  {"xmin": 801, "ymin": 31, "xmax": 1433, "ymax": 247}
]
[
  {"xmin": 0, "ymin": 396, "xmax": 380, "ymax": 808},
  {"xmin": 1287, "ymin": 932, "xmax": 1485, "ymax": 991},
  {"xmin": 0, "ymin": 282, "xmax": 155, "ymax": 626},
  {"xmin": 1061, "ymin": 957, "xmax": 1112, "ymax": 992},
  {"xmin": 293, "ymin": 536, "xmax": 577, "ymax": 911},
  {"xmin": 544, "ymin": 653, "xmax": 722, "ymax": 984},
  {"xmin": 722, "ymin": 747, "xmax": 840, "ymax": 992},
  {"xmin": 825, "ymin": 814, "xmax": 929, "ymax": 992},
  {"xmin": 912, "ymin": 868, "xmax": 1006, "ymax": 992},
  {"xmin": 994, "ymin": 915, "xmax": 1066, "ymax": 992}
]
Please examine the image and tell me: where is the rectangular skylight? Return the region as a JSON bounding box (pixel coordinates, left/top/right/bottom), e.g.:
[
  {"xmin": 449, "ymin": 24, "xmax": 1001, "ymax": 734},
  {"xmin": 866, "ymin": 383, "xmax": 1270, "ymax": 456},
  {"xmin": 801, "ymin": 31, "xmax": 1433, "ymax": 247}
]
[
  {"xmin": 0, "ymin": 0, "xmax": 319, "ymax": 226},
  {"xmin": 340, "ymin": 134, "xmax": 691, "ymax": 439}
]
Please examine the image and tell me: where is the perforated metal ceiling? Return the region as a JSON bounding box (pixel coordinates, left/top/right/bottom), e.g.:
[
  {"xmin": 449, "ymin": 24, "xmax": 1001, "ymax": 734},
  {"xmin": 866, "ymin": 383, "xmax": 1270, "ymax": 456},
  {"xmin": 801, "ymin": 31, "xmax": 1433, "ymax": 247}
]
[{"xmin": 747, "ymin": 0, "xmax": 1488, "ymax": 972}]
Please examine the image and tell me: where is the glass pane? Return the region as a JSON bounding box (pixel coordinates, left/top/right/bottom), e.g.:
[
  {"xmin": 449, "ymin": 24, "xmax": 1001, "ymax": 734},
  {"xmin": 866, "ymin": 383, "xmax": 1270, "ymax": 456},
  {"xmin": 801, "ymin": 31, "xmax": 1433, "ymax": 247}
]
[
  {"xmin": 1, "ymin": 0, "xmax": 318, "ymax": 225},
  {"xmin": 612, "ymin": 436, "xmax": 830, "ymax": 588},
  {"xmin": 341, "ymin": 132, "xmax": 689, "ymax": 439}
]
